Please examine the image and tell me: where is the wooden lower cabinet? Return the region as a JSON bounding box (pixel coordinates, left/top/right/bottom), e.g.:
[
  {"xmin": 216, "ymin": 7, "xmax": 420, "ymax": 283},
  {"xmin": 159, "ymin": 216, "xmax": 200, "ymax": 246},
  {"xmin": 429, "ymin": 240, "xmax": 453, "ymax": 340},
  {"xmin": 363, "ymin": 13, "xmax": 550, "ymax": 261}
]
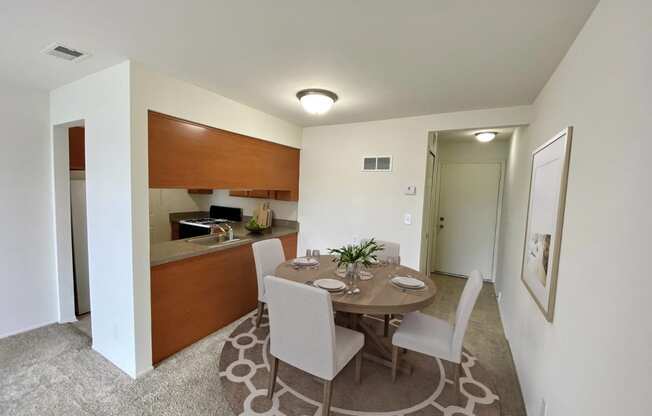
[{"xmin": 151, "ymin": 232, "xmax": 298, "ymax": 364}]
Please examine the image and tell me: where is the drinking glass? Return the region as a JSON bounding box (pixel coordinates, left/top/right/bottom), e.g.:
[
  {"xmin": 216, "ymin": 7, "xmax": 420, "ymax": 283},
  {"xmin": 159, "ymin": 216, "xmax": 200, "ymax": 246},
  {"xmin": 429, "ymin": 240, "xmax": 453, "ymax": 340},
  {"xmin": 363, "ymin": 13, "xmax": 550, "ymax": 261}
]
[
  {"xmin": 311, "ymin": 249, "xmax": 320, "ymax": 259},
  {"xmin": 305, "ymin": 249, "xmax": 312, "ymax": 259},
  {"xmin": 387, "ymin": 256, "xmax": 400, "ymax": 277}
]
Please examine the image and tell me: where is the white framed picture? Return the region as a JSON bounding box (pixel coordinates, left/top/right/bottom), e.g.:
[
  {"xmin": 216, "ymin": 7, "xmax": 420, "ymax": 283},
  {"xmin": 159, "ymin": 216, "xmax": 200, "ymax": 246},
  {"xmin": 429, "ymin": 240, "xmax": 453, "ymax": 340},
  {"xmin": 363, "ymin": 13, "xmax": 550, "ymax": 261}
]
[{"xmin": 521, "ymin": 127, "xmax": 573, "ymax": 322}]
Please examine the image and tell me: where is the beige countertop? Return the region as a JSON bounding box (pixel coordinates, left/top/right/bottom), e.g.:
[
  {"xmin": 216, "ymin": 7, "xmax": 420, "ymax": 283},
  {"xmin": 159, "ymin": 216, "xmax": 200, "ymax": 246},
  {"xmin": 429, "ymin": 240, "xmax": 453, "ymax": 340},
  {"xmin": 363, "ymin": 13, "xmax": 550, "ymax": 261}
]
[{"xmin": 150, "ymin": 221, "xmax": 298, "ymax": 267}]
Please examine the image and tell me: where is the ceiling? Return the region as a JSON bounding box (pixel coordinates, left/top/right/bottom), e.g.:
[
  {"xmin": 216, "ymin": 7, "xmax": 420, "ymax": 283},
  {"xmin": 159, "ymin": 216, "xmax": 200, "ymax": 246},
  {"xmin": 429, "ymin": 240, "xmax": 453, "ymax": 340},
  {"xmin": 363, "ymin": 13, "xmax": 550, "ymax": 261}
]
[
  {"xmin": 0, "ymin": 1, "xmax": 598, "ymax": 126},
  {"xmin": 438, "ymin": 127, "xmax": 515, "ymax": 143}
]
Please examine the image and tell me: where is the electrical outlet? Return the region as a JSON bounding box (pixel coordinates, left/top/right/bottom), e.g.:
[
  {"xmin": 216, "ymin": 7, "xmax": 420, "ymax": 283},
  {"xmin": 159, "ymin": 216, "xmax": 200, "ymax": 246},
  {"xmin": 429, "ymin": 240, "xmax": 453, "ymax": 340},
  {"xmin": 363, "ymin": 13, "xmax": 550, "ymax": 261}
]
[{"xmin": 403, "ymin": 213, "xmax": 412, "ymax": 225}]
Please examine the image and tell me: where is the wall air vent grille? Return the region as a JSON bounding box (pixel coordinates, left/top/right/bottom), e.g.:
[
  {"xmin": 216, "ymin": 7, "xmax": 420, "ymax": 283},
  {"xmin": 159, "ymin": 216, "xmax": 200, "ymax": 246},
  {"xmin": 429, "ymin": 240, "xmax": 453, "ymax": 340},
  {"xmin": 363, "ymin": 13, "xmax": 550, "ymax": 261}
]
[
  {"xmin": 362, "ymin": 156, "xmax": 392, "ymax": 172},
  {"xmin": 41, "ymin": 43, "xmax": 90, "ymax": 62}
]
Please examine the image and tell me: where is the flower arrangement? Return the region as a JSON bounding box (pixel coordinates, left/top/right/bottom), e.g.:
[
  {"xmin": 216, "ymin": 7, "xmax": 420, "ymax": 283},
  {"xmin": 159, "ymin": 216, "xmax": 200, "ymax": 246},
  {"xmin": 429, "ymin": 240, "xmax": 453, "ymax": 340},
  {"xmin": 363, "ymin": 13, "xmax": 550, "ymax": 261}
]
[{"xmin": 328, "ymin": 238, "xmax": 384, "ymax": 268}]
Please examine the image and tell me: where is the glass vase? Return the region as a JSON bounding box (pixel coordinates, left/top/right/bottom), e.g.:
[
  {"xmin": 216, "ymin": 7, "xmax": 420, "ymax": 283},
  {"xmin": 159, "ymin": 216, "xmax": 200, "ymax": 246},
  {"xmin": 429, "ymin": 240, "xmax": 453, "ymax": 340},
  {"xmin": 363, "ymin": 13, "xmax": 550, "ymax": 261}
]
[{"xmin": 345, "ymin": 263, "xmax": 360, "ymax": 290}]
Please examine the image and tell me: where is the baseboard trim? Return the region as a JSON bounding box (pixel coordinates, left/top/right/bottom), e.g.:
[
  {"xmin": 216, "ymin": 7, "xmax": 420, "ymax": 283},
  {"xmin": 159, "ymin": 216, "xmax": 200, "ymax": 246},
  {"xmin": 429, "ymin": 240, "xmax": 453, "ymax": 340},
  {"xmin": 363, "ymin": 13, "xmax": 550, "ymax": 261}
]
[
  {"xmin": 135, "ymin": 365, "xmax": 154, "ymax": 379},
  {"xmin": 0, "ymin": 320, "xmax": 58, "ymax": 339}
]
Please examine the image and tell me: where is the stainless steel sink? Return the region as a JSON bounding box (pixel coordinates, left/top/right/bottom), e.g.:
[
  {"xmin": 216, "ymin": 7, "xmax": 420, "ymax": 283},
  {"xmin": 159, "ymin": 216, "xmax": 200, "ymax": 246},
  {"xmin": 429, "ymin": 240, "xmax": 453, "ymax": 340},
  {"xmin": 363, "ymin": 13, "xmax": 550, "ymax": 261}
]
[{"xmin": 185, "ymin": 235, "xmax": 242, "ymax": 248}]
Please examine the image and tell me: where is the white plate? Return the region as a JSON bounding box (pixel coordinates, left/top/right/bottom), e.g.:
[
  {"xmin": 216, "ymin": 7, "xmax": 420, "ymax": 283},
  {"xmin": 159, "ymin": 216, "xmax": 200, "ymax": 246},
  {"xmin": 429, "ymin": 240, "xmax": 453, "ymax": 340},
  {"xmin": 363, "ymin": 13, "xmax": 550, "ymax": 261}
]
[
  {"xmin": 391, "ymin": 276, "xmax": 425, "ymax": 289},
  {"xmin": 314, "ymin": 279, "xmax": 346, "ymax": 292},
  {"xmin": 293, "ymin": 257, "xmax": 319, "ymax": 266}
]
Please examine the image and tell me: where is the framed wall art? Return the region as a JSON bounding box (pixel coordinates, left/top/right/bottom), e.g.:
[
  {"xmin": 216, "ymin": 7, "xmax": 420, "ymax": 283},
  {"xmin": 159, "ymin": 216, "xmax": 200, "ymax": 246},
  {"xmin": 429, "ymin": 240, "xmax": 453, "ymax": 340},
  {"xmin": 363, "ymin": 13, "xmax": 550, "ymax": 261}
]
[{"xmin": 521, "ymin": 127, "xmax": 573, "ymax": 322}]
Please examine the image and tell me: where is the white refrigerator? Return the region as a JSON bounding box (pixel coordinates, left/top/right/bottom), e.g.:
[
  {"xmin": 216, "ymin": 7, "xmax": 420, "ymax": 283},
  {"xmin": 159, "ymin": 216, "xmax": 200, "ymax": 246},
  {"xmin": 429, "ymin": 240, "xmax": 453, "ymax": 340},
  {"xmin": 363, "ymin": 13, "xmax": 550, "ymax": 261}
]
[{"xmin": 70, "ymin": 172, "xmax": 90, "ymax": 315}]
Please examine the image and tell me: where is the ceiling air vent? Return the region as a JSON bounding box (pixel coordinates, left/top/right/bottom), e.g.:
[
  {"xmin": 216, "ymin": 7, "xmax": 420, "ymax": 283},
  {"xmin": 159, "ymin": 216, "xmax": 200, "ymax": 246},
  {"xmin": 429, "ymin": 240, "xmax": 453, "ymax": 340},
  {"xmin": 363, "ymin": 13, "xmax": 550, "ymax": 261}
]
[
  {"xmin": 41, "ymin": 43, "xmax": 90, "ymax": 62},
  {"xmin": 362, "ymin": 156, "xmax": 392, "ymax": 172}
]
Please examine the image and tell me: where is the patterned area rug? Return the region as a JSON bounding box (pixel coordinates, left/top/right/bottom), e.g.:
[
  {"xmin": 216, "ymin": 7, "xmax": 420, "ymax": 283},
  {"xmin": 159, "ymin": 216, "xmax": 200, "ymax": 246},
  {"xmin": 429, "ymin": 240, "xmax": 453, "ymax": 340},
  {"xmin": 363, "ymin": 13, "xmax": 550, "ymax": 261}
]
[{"xmin": 219, "ymin": 312, "xmax": 500, "ymax": 416}]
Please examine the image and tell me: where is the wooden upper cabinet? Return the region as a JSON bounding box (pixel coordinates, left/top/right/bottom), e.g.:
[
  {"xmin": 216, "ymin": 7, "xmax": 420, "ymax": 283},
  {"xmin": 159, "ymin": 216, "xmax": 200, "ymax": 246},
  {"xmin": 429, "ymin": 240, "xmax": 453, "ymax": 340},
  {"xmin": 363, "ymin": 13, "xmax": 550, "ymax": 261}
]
[
  {"xmin": 148, "ymin": 111, "xmax": 300, "ymax": 201},
  {"xmin": 69, "ymin": 127, "xmax": 85, "ymax": 170}
]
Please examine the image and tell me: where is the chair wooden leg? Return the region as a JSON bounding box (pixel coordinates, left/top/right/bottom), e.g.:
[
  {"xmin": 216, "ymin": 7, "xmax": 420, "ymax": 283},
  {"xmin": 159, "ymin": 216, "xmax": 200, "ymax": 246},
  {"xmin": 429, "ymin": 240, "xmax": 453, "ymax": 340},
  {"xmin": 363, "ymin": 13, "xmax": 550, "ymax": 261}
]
[
  {"xmin": 322, "ymin": 379, "xmax": 333, "ymax": 416},
  {"xmin": 391, "ymin": 345, "xmax": 399, "ymax": 383},
  {"xmin": 255, "ymin": 301, "xmax": 265, "ymax": 328},
  {"xmin": 383, "ymin": 314, "xmax": 390, "ymax": 337},
  {"xmin": 355, "ymin": 350, "xmax": 362, "ymax": 384},
  {"xmin": 267, "ymin": 356, "xmax": 279, "ymax": 399},
  {"xmin": 452, "ymin": 360, "xmax": 461, "ymax": 404}
]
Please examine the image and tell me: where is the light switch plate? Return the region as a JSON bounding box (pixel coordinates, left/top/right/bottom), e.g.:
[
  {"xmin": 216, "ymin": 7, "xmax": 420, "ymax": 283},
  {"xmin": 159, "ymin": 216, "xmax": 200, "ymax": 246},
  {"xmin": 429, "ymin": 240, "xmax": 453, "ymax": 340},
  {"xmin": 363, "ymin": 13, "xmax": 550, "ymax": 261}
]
[
  {"xmin": 404, "ymin": 185, "xmax": 417, "ymax": 195},
  {"xmin": 404, "ymin": 213, "xmax": 412, "ymax": 225}
]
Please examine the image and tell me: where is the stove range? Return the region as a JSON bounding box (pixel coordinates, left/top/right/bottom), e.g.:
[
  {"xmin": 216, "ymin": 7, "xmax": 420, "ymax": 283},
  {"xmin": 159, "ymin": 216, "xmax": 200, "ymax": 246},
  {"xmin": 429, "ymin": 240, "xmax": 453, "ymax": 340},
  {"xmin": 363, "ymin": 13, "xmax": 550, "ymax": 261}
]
[
  {"xmin": 179, "ymin": 218, "xmax": 231, "ymax": 228},
  {"xmin": 177, "ymin": 205, "xmax": 243, "ymax": 239}
]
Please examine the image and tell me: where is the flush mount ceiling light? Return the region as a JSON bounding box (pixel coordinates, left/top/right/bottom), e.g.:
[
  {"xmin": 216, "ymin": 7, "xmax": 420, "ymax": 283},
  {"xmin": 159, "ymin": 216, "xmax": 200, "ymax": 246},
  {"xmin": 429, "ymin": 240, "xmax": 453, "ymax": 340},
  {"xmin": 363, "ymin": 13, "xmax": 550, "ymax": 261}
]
[
  {"xmin": 296, "ymin": 89, "xmax": 338, "ymax": 115},
  {"xmin": 475, "ymin": 131, "xmax": 498, "ymax": 142}
]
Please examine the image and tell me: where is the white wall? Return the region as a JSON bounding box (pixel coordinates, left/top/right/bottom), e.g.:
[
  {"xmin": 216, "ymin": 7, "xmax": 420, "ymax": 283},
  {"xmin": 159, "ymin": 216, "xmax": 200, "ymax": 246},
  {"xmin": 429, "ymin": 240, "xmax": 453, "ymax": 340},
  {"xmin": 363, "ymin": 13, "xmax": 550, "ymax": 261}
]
[
  {"xmin": 0, "ymin": 82, "xmax": 58, "ymax": 338},
  {"xmin": 47, "ymin": 61, "xmax": 303, "ymax": 377},
  {"xmin": 130, "ymin": 62, "xmax": 302, "ymax": 374},
  {"xmin": 495, "ymin": 1, "xmax": 652, "ymax": 414},
  {"xmin": 299, "ymin": 106, "xmax": 531, "ymax": 268},
  {"xmin": 437, "ymin": 139, "xmax": 510, "ymax": 163},
  {"xmin": 50, "ymin": 62, "xmax": 142, "ymax": 376}
]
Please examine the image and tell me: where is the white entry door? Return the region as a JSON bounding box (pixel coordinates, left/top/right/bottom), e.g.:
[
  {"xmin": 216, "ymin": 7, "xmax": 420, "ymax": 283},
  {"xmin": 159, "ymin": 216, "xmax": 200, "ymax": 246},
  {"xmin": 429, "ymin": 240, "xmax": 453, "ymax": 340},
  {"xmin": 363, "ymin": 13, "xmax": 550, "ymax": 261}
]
[{"xmin": 434, "ymin": 163, "xmax": 501, "ymax": 280}]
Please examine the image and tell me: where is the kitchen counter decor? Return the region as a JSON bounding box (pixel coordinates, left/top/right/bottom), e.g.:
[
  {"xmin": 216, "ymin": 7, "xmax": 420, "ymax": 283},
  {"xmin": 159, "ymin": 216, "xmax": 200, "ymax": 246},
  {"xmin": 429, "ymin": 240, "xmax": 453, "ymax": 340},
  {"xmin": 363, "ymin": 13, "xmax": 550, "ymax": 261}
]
[{"xmin": 245, "ymin": 202, "xmax": 273, "ymax": 234}]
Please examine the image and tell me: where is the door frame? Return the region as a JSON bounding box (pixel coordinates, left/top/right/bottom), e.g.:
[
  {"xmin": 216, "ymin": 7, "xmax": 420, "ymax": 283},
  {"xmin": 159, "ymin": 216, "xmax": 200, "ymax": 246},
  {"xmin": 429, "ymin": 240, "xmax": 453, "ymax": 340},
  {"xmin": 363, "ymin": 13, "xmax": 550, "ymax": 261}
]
[
  {"xmin": 431, "ymin": 160, "xmax": 505, "ymax": 282},
  {"xmin": 419, "ymin": 132, "xmax": 439, "ymax": 274}
]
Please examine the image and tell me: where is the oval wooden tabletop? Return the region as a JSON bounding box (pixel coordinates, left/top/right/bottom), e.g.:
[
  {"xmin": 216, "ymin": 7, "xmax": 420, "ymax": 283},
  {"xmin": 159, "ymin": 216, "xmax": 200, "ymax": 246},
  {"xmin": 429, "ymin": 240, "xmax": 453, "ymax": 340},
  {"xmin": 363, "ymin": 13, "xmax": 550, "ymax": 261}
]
[{"xmin": 274, "ymin": 255, "xmax": 437, "ymax": 315}]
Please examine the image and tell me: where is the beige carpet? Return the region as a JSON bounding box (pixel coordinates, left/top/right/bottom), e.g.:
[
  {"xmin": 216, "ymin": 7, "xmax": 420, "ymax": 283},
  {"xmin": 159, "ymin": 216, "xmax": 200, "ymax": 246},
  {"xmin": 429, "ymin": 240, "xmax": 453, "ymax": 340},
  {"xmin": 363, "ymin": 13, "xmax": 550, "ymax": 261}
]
[
  {"xmin": 0, "ymin": 317, "xmax": 245, "ymax": 415},
  {"xmin": 0, "ymin": 275, "xmax": 525, "ymax": 416}
]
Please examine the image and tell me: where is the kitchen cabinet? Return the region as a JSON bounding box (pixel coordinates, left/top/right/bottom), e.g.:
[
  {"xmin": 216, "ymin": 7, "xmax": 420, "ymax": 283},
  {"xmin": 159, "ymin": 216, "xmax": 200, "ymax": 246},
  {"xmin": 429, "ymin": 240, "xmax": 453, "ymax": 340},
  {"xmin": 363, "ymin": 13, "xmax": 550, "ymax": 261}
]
[
  {"xmin": 69, "ymin": 127, "xmax": 85, "ymax": 170},
  {"xmin": 229, "ymin": 190, "xmax": 277, "ymax": 199},
  {"xmin": 150, "ymin": 232, "xmax": 298, "ymax": 364},
  {"xmin": 280, "ymin": 232, "xmax": 298, "ymax": 258},
  {"xmin": 148, "ymin": 111, "xmax": 300, "ymax": 201},
  {"xmin": 228, "ymin": 189, "xmax": 295, "ymax": 200}
]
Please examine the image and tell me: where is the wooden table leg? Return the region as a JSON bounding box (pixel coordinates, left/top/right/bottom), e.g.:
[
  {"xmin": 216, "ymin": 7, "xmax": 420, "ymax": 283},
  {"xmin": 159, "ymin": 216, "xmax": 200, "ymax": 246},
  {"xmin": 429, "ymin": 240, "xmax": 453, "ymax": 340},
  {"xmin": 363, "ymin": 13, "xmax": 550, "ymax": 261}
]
[{"xmin": 357, "ymin": 317, "xmax": 412, "ymax": 375}]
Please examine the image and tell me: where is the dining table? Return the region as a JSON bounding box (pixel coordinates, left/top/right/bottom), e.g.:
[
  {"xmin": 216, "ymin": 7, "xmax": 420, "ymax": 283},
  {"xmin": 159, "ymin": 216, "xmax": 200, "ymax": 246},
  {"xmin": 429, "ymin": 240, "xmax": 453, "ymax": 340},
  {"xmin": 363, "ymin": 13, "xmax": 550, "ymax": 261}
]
[{"xmin": 274, "ymin": 255, "xmax": 438, "ymax": 374}]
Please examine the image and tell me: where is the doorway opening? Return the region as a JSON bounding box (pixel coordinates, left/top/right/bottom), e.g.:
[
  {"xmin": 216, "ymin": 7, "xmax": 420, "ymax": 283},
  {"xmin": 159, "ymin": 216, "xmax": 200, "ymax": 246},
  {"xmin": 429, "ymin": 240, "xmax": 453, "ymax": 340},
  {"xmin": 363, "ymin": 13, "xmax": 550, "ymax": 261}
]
[
  {"xmin": 52, "ymin": 121, "xmax": 92, "ymax": 339},
  {"xmin": 423, "ymin": 127, "xmax": 516, "ymax": 282}
]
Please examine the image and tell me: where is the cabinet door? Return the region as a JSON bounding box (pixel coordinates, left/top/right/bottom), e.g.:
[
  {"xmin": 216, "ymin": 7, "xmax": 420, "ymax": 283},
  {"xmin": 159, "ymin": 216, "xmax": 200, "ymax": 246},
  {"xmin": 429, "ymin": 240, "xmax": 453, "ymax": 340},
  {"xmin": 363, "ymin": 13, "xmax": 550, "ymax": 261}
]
[
  {"xmin": 229, "ymin": 190, "xmax": 249, "ymax": 197},
  {"xmin": 151, "ymin": 243, "xmax": 258, "ymax": 363},
  {"xmin": 280, "ymin": 233, "xmax": 298, "ymax": 259},
  {"xmin": 248, "ymin": 190, "xmax": 272, "ymax": 198},
  {"xmin": 149, "ymin": 111, "xmax": 299, "ymax": 200}
]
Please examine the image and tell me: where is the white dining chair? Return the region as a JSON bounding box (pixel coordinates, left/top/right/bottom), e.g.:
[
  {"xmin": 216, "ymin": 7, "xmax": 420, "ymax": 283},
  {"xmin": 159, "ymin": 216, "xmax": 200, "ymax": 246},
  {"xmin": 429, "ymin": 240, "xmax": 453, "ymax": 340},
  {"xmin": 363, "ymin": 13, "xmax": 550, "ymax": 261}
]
[
  {"xmin": 375, "ymin": 240, "xmax": 400, "ymax": 263},
  {"xmin": 391, "ymin": 270, "xmax": 483, "ymax": 389},
  {"xmin": 251, "ymin": 239, "xmax": 286, "ymax": 327},
  {"xmin": 264, "ymin": 275, "xmax": 364, "ymax": 416}
]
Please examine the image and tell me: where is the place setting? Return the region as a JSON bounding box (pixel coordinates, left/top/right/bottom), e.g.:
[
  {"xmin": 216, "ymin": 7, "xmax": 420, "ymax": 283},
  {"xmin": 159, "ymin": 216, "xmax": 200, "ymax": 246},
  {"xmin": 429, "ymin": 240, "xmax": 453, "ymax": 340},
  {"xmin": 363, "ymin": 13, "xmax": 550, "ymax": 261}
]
[
  {"xmin": 289, "ymin": 249, "xmax": 321, "ymax": 269},
  {"xmin": 389, "ymin": 275, "xmax": 427, "ymax": 292}
]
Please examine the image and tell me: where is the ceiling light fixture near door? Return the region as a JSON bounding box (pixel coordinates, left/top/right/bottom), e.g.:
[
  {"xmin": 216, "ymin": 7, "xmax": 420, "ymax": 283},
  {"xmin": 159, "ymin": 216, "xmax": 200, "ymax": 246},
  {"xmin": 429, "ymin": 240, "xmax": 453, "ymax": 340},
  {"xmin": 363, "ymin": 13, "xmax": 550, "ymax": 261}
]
[
  {"xmin": 296, "ymin": 89, "xmax": 338, "ymax": 115},
  {"xmin": 474, "ymin": 131, "xmax": 497, "ymax": 142}
]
